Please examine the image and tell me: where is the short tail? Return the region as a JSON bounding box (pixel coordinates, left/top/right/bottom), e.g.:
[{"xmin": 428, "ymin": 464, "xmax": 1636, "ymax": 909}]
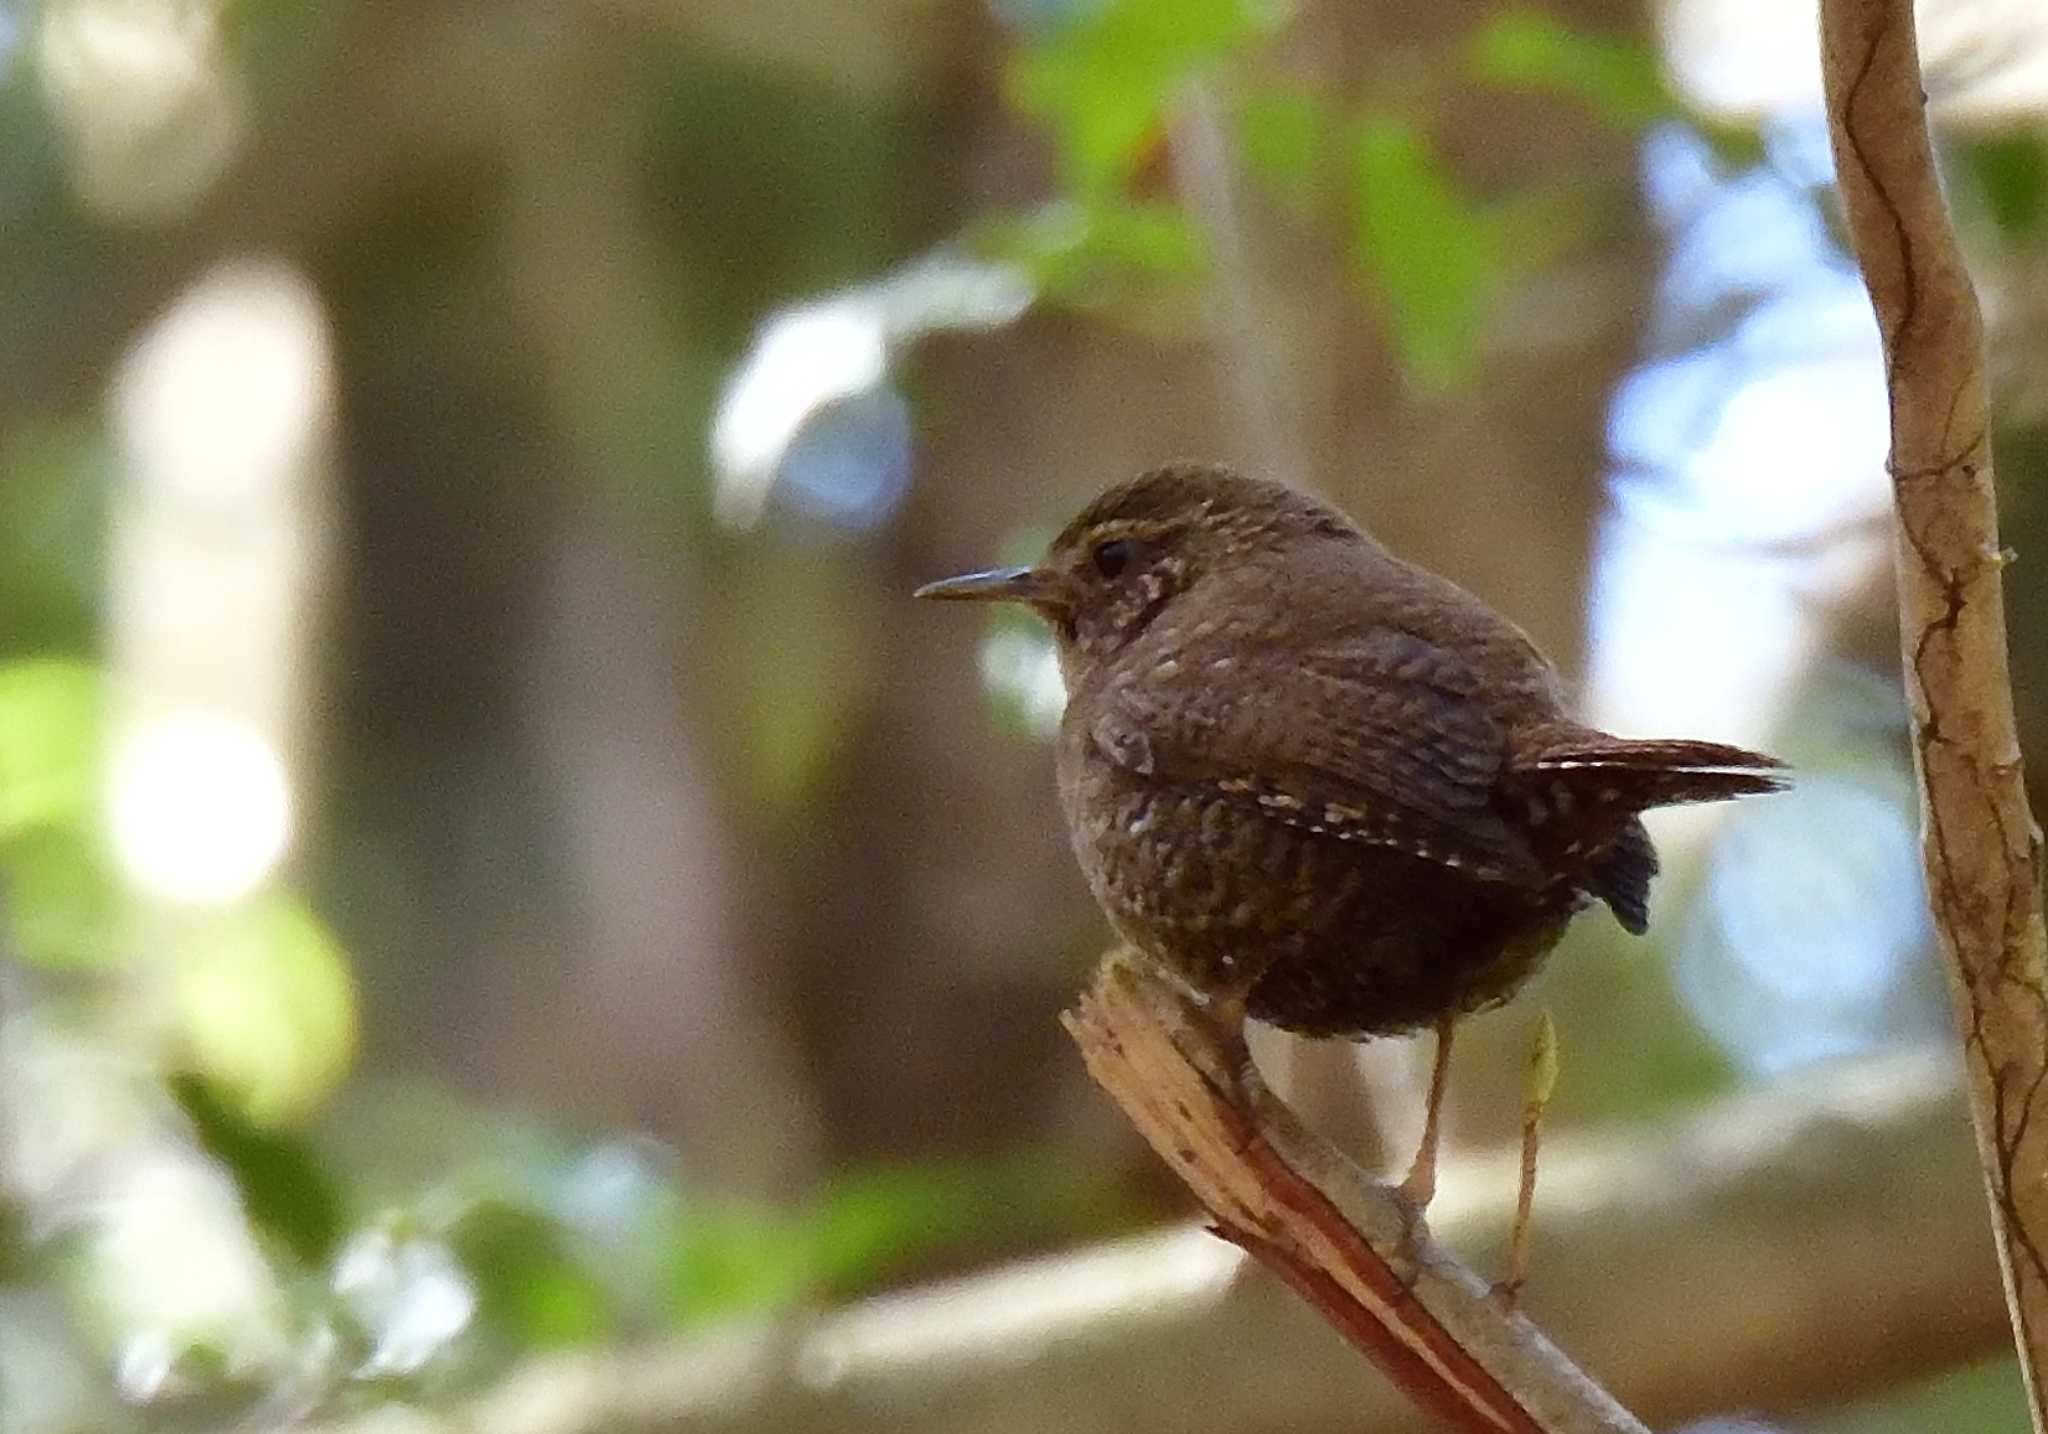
[
  {"xmin": 1517, "ymin": 736, "xmax": 1789, "ymax": 810},
  {"xmin": 1511, "ymin": 733, "xmax": 1783, "ymax": 935},
  {"xmin": 1588, "ymin": 819, "xmax": 1657, "ymax": 934}
]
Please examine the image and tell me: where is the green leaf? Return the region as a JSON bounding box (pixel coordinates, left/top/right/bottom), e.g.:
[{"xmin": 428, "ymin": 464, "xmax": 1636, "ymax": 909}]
[
  {"xmin": 1009, "ymin": 0, "xmax": 1278, "ymax": 198},
  {"xmin": 1237, "ymin": 84, "xmax": 1325, "ymax": 195},
  {"xmin": 0, "ymin": 659, "xmax": 101, "ymax": 840},
  {"xmin": 5, "ymin": 825, "xmax": 121, "ymax": 968},
  {"xmin": 807, "ymin": 1154, "xmax": 1124, "ymax": 1292},
  {"xmin": 450, "ymin": 1201, "xmax": 617, "ymax": 1349},
  {"xmin": 1348, "ymin": 114, "xmax": 1495, "ymax": 386},
  {"xmin": 1468, "ymin": 9, "xmax": 1673, "ymax": 131},
  {"xmin": 172, "ymin": 1071, "xmax": 348, "ymax": 1267},
  {"xmin": 656, "ymin": 1153, "xmax": 1129, "ymax": 1328},
  {"xmin": 664, "ymin": 1206, "xmax": 816, "ymax": 1326},
  {"xmin": 169, "ymin": 896, "xmax": 359, "ymax": 1125},
  {"xmin": 979, "ymin": 198, "xmax": 1203, "ymax": 304}
]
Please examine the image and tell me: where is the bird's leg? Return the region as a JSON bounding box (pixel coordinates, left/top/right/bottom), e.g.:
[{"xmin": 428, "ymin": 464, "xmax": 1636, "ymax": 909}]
[
  {"xmin": 1397, "ymin": 1015, "xmax": 1456, "ymax": 1212},
  {"xmin": 1208, "ymin": 989, "xmax": 1255, "ymax": 1095},
  {"xmin": 1498, "ymin": 1011, "xmax": 1559, "ymax": 1309}
]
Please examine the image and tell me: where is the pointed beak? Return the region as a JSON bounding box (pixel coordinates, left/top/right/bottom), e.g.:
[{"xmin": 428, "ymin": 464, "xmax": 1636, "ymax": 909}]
[{"xmin": 913, "ymin": 565, "xmax": 1052, "ymax": 605}]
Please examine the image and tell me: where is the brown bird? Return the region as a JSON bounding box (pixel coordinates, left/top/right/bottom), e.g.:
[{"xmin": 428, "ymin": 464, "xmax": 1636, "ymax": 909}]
[{"xmin": 917, "ymin": 464, "xmax": 1784, "ymax": 1211}]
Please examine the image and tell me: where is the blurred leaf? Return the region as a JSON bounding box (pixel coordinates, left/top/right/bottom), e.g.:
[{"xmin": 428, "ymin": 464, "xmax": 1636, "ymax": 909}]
[
  {"xmin": 4, "ymin": 826, "xmax": 121, "ymax": 969},
  {"xmin": 979, "ymin": 198, "xmax": 1203, "ymax": 304},
  {"xmin": 449, "ymin": 1201, "xmax": 615, "ymax": 1350},
  {"xmin": 1237, "ymin": 84, "xmax": 1325, "ymax": 196},
  {"xmin": 171, "ymin": 1072, "xmax": 347, "ymax": 1267},
  {"xmin": 1009, "ymin": 0, "xmax": 1277, "ymax": 197},
  {"xmin": 661, "ymin": 1152, "xmax": 1129, "ymax": 1327},
  {"xmin": 1348, "ymin": 114, "xmax": 1495, "ymax": 385},
  {"xmin": 1468, "ymin": 9, "xmax": 1673, "ymax": 131},
  {"xmin": 0, "ymin": 659, "xmax": 101, "ymax": 841},
  {"xmin": 665, "ymin": 1206, "xmax": 816, "ymax": 1327},
  {"xmin": 808, "ymin": 1153, "xmax": 1125, "ymax": 1292},
  {"xmin": 170, "ymin": 897, "xmax": 358, "ymax": 1126},
  {"xmin": 1961, "ymin": 133, "xmax": 2048, "ymax": 238}
]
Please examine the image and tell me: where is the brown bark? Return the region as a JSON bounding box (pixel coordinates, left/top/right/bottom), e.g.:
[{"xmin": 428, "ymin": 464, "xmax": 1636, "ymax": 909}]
[{"xmin": 1819, "ymin": 1, "xmax": 2048, "ymax": 1425}]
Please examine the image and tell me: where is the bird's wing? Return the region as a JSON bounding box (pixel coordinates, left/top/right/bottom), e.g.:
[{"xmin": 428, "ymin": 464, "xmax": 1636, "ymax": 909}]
[{"xmin": 1090, "ymin": 628, "xmax": 1542, "ymax": 885}]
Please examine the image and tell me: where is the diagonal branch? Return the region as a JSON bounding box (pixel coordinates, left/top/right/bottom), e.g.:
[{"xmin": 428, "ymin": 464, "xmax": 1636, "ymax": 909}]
[
  {"xmin": 1062, "ymin": 958, "xmax": 1644, "ymax": 1434},
  {"xmin": 1819, "ymin": 2, "xmax": 2048, "ymax": 1426}
]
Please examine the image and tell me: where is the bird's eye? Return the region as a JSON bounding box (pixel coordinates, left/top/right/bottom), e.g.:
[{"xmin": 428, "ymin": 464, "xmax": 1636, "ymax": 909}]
[{"xmin": 1092, "ymin": 539, "xmax": 1132, "ymax": 579}]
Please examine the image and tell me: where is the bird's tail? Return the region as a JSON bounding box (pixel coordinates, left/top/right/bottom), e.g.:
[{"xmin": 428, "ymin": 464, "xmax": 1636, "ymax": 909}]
[{"xmin": 1515, "ymin": 735, "xmax": 1789, "ymax": 810}]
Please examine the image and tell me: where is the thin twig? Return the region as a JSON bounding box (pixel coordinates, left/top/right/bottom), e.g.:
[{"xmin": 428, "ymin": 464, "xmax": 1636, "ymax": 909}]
[
  {"xmin": 1818, "ymin": 2, "xmax": 2048, "ymax": 1426},
  {"xmin": 1061, "ymin": 958, "xmax": 1645, "ymax": 1433},
  {"xmin": 1503, "ymin": 1012, "xmax": 1558, "ymax": 1304}
]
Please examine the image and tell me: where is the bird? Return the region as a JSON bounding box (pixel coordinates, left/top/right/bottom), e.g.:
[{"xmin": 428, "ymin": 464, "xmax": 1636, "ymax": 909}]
[{"xmin": 916, "ymin": 463, "xmax": 1785, "ymax": 1213}]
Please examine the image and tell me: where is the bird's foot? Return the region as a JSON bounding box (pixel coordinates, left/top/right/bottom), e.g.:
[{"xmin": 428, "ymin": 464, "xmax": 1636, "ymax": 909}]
[
  {"xmin": 1394, "ymin": 1157, "xmax": 1437, "ymax": 1215},
  {"xmin": 1383, "ymin": 1175, "xmax": 1435, "ymax": 1289}
]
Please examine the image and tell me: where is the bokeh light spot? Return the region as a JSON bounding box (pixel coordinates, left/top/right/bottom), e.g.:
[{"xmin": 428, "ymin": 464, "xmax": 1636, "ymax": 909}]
[
  {"xmin": 108, "ymin": 709, "xmax": 291, "ymax": 907},
  {"xmin": 1676, "ymin": 776, "xmax": 1935, "ymax": 1074}
]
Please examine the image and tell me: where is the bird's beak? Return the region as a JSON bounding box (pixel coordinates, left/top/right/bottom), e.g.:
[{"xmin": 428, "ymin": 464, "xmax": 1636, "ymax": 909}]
[{"xmin": 913, "ymin": 565, "xmax": 1053, "ymax": 605}]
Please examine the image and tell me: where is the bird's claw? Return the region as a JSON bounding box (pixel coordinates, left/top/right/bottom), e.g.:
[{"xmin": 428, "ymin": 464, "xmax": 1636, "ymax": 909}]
[{"xmin": 1384, "ymin": 1182, "xmax": 1433, "ymax": 1289}]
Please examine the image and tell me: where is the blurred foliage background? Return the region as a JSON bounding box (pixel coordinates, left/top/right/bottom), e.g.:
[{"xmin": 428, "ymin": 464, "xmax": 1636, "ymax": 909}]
[{"xmin": 1, "ymin": 0, "xmax": 2046, "ymax": 1429}]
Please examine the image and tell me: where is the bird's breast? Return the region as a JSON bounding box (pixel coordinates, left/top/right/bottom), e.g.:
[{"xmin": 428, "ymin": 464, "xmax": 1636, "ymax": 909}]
[{"xmin": 1053, "ymin": 718, "xmax": 1578, "ymax": 1037}]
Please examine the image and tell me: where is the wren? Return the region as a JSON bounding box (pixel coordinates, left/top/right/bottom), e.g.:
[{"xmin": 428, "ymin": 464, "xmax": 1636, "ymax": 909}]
[{"xmin": 918, "ymin": 464, "xmax": 1784, "ymax": 1204}]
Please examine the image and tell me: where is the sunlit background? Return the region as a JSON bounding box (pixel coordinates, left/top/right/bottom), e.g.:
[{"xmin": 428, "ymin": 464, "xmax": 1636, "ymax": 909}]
[{"xmin": 0, "ymin": 0, "xmax": 2044, "ymax": 1429}]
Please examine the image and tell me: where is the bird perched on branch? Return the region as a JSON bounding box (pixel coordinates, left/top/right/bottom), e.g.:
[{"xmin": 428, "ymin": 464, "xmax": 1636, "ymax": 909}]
[{"xmin": 918, "ymin": 464, "xmax": 1784, "ymax": 1216}]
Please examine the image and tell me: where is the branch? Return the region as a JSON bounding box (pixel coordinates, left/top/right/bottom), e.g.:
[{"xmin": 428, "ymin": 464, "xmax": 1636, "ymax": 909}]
[
  {"xmin": 306, "ymin": 1041, "xmax": 2000, "ymax": 1434},
  {"xmin": 1062, "ymin": 960, "xmax": 1640, "ymax": 1433},
  {"xmin": 1818, "ymin": 2, "xmax": 2048, "ymax": 1423}
]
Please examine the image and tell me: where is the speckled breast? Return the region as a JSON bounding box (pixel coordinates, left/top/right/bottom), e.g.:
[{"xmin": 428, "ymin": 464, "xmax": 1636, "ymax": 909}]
[{"xmin": 1057, "ymin": 755, "xmax": 1575, "ymax": 1040}]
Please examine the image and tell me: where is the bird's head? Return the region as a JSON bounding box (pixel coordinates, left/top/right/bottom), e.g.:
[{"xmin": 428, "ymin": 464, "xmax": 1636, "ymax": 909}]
[{"xmin": 916, "ymin": 464, "xmax": 1361, "ymax": 676}]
